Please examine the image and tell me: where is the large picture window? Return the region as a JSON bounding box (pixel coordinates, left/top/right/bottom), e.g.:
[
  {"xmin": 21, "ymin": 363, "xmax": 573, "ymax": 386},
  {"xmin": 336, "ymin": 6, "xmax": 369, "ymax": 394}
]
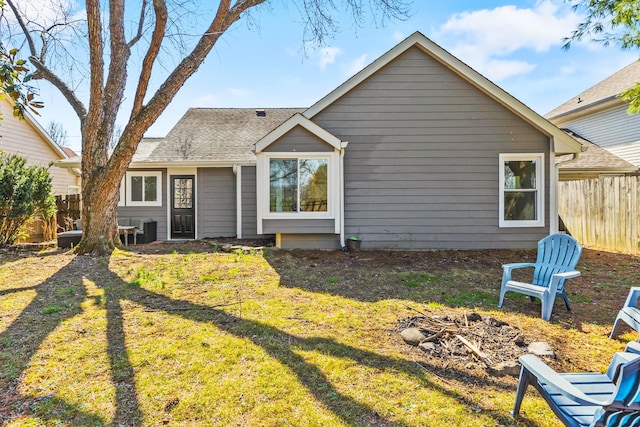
[
  {"xmin": 270, "ymin": 158, "xmax": 328, "ymax": 213},
  {"xmin": 499, "ymin": 154, "xmax": 544, "ymax": 227},
  {"xmin": 125, "ymin": 171, "xmax": 162, "ymax": 206}
]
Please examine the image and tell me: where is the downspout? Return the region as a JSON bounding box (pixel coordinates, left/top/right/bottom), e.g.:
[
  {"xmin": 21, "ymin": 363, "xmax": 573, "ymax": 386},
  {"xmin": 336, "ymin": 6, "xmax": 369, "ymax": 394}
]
[
  {"xmin": 339, "ymin": 141, "xmax": 349, "ymax": 248},
  {"xmin": 233, "ymin": 165, "xmax": 242, "ymax": 239}
]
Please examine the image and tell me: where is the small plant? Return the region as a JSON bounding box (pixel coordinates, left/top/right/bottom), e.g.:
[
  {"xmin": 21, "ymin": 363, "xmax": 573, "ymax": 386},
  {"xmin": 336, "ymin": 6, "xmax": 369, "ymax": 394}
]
[
  {"xmin": 201, "ymin": 272, "xmax": 221, "ymax": 282},
  {"xmin": 42, "ymin": 306, "xmax": 63, "ymax": 314},
  {"xmin": 348, "ymin": 235, "xmax": 359, "ymax": 241}
]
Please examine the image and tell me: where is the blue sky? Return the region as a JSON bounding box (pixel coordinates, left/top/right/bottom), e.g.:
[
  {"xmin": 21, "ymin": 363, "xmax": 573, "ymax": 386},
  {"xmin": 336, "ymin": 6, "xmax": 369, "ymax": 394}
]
[{"xmin": 31, "ymin": 0, "xmax": 639, "ymax": 153}]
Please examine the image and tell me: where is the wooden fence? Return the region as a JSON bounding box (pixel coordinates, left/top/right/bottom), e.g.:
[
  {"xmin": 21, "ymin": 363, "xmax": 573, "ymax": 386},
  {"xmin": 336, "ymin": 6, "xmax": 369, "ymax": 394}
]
[
  {"xmin": 55, "ymin": 194, "xmax": 81, "ymax": 232},
  {"xmin": 558, "ymin": 176, "xmax": 640, "ymax": 254}
]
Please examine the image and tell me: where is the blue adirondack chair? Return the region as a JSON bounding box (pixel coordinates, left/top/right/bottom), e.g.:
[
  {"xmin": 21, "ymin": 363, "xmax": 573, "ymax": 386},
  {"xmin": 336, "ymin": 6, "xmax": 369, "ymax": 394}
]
[
  {"xmin": 512, "ymin": 351, "xmax": 640, "ymax": 426},
  {"xmin": 498, "ymin": 233, "xmax": 583, "ymax": 321},
  {"xmin": 610, "ymin": 287, "xmax": 640, "ymax": 341}
]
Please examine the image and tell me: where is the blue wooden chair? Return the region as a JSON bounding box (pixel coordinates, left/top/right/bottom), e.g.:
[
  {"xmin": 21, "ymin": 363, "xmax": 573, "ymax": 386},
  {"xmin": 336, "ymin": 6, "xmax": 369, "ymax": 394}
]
[
  {"xmin": 610, "ymin": 287, "xmax": 640, "ymax": 341},
  {"xmin": 498, "ymin": 234, "xmax": 583, "ymax": 321},
  {"xmin": 512, "ymin": 351, "xmax": 640, "ymax": 426}
]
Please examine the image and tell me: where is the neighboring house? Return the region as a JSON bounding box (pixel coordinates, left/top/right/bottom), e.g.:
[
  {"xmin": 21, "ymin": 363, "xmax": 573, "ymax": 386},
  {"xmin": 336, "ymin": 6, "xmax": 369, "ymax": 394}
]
[
  {"xmin": 547, "ymin": 61, "xmax": 640, "ymax": 254},
  {"xmin": 555, "ymin": 131, "xmax": 637, "ymax": 180},
  {"xmin": 547, "ymin": 60, "xmax": 640, "ymax": 172},
  {"xmin": 58, "ymin": 31, "xmax": 582, "ymax": 249},
  {"xmin": 0, "ymin": 98, "xmax": 81, "ymax": 195}
]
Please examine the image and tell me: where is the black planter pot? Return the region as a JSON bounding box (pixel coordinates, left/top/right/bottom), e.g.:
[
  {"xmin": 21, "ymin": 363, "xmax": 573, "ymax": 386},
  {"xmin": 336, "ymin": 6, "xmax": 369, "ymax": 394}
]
[{"xmin": 346, "ymin": 239, "xmax": 361, "ymax": 252}]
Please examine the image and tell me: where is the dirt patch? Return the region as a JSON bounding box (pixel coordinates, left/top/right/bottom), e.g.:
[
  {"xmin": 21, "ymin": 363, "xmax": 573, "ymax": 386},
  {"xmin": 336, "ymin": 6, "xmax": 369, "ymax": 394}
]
[{"xmin": 397, "ymin": 311, "xmax": 527, "ymax": 376}]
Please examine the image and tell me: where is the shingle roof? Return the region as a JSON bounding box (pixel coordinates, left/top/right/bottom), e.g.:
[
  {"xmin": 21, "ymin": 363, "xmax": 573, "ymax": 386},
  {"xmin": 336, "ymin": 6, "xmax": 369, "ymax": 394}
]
[
  {"xmin": 558, "ymin": 130, "xmax": 637, "ymax": 172},
  {"xmin": 546, "ymin": 60, "xmax": 640, "ymax": 120},
  {"xmin": 134, "ymin": 108, "xmax": 304, "ymax": 164}
]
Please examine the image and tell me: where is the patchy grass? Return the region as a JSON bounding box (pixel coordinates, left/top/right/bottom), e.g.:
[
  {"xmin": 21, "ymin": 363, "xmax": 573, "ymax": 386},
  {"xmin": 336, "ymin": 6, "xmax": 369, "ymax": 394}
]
[{"xmin": 0, "ymin": 242, "xmax": 638, "ymax": 426}]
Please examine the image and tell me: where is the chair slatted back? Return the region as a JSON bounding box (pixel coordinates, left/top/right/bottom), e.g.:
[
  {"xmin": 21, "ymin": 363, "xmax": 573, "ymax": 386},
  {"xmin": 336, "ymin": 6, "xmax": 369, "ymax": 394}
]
[
  {"xmin": 532, "ymin": 234, "xmax": 583, "ymax": 291},
  {"xmin": 595, "ymin": 357, "xmax": 640, "ymax": 426}
]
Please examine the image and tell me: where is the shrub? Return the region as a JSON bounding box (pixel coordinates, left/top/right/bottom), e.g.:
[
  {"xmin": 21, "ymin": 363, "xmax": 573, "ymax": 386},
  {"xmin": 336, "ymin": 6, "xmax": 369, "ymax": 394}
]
[{"xmin": 0, "ymin": 153, "xmax": 55, "ymax": 244}]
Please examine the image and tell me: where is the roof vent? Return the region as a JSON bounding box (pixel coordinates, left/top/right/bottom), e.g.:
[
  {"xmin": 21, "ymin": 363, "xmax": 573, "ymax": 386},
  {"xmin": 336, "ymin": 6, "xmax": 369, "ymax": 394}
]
[{"xmin": 256, "ymin": 109, "xmax": 266, "ymax": 117}]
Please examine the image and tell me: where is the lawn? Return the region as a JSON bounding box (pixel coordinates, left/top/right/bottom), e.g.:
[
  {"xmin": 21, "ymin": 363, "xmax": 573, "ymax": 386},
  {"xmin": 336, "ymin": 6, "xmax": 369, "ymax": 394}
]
[{"xmin": 0, "ymin": 241, "xmax": 638, "ymax": 426}]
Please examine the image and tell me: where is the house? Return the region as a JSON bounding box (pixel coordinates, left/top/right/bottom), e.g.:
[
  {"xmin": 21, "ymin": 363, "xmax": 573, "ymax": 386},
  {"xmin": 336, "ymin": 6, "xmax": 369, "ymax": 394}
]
[
  {"xmin": 0, "ymin": 98, "xmax": 81, "ymax": 195},
  {"xmin": 58, "ymin": 31, "xmax": 583, "ymax": 249},
  {"xmin": 546, "ymin": 61, "xmax": 640, "ymax": 254},
  {"xmin": 547, "ymin": 60, "xmax": 640, "ymax": 170}
]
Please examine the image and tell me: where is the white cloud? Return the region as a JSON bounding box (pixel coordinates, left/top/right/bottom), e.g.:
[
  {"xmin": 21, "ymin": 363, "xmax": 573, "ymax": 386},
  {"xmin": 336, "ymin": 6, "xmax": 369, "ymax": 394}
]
[
  {"xmin": 435, "ymin": 0, "xmax": 582, "ymax": 80},
  {"xmin": 8, "ymin": 0, "xmax": 85, "ymax": 30},
  {"xmin": 344, "ymin": 54, "xmax": 368, "ymax": 77},
  {"xmin": 318, "ymin": 46, "xmax": 342, "ymax": 70}
]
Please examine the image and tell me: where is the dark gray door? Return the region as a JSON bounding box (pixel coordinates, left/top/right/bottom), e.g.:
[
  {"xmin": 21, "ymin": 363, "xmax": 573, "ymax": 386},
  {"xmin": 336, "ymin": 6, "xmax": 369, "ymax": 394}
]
[{"xmin": 171, "ymin": 175, "xmax": 195, "ymax": 239}]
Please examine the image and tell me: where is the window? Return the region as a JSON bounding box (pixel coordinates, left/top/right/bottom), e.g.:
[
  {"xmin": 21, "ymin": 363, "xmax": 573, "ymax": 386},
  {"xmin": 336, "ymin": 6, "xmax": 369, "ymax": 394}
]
[
  {"xmin": 125, "ymin": 171, "xmax": 162, "ymax": 206},
  {"xmin": 499, "ymin": 154, "xmax": 544, "ymax": 227},
  {"xmin": 270, "ymin": 158, "xmax": 328, "ymax": 213}
]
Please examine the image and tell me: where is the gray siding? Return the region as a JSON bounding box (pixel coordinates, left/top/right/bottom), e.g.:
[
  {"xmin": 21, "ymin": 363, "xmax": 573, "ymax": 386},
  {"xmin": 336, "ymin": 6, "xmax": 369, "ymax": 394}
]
[
  {"xmin": 241, "ymin": 166, "xmax": 261, "ymax": 238},
  {"xmin": 312, "ymin": 46, "xmax": 551, "ymax": 249},
  {"xmin": 197, "ymin": 168, "xmax": 236, "ymax": 238},
  {"xmin": 279, "ymin": 233, "xmax": 340, "ymax": 249},
  {"xmin": 264, "ymin": 127, "xmax": 334, "ymax": 152},
  {"xmin": 117, "ymin": 169, "xmax": 168, "ymax": 239}
]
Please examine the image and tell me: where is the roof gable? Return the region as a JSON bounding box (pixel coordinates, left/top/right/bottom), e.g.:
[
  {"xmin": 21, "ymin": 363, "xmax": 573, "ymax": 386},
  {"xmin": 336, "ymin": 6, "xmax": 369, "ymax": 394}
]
[
  {"xmin": 254, "ymin": 113, "xmax": 343, "ymax": 153},
  {"xmin": 304, "ymin": 31, "xmax": 582, "ymax": 154}
]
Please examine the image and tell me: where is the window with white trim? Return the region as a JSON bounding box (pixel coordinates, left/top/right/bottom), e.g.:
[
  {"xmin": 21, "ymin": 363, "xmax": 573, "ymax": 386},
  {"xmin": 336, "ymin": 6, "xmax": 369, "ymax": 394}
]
[
  {"xmin": 125, "ymin": 171, "xmax": 162, "ymax": 206},
  {"xmin": 499, "ymin": 153, "xmax": 544, "ymax": 227},
  {"xmin": 259, "ymin": 153, "xmax": 336, "ymax": 218},
  {"xmin": 270, "ymin": 158, "xmax": 328, "ymax": 213}
]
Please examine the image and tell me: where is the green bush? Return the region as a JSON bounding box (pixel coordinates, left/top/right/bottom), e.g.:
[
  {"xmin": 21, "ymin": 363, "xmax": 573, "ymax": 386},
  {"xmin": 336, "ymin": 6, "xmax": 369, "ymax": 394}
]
[{"xmin": 0, "ymin": 153, "xmax": 55, "ymax": 244}]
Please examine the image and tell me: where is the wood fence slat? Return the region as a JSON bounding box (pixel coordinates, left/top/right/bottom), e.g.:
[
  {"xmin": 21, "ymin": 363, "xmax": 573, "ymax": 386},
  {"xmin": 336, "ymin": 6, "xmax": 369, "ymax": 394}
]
[{"xmin": 559, "ymin": 176, "xmax": 640, "ymax": 255}]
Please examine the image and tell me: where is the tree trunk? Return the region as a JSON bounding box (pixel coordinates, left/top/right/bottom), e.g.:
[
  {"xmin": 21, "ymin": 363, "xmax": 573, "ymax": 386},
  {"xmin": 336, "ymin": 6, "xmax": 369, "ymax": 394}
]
[{"xmin": 76, "ymin": 166, "xmax": 122, "ymax": 254}]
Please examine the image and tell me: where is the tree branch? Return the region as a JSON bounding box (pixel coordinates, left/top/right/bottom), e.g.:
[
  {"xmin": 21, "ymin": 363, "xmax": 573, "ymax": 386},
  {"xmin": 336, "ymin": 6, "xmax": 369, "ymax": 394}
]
[
  {"xmin": 28, "ymin": 55, "xmax": 87, "ymax": 120},
  {"xmin": 86, "ymin": 0, "xmax": 104, "ymax": 124},
  {"xmin": 5, "ymin": 0, "xmax": 36, "ymax": 56},
  {"xmin": 102, "ymin": 0, "xmax": 129, "ymax": 133},
  {"xmin": 128, "ymin": 0, "xmax": 149, "ymax": 49},
  {"xmin": 131, "ymin": 0, "xmax": 167, "ymax": 116}
]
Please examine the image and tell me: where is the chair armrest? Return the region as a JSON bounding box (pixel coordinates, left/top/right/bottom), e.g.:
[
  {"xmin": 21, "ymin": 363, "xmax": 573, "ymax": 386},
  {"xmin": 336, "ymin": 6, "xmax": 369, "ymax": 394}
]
[
  {"xmin": 548, "ymin": 270, "xmax": 581, "ymax": 294},
  {"xmin": 626, "ymin": 341, "xmax": 640, "ymax": 355},
  {"xmin": 502, "ymin": 263, "xmax": 537, "ymax": 282},
  {"xmin": 518, "ymin": 354, "xmax": 607, "ymax": 406},
  {"xmin": 553, "ymin": 270, "xmax": 581, "ymax": 279},
  {"xmin": 605, "ymin": 352, "xmax": 640, "ymax": 381},
  {"xmin": 623, "ymin": 287, "xmax": 640, "ymax": 309},
  {"xmin": 503, "ymin": 263, "xmax": 536, "ymax": 271}
]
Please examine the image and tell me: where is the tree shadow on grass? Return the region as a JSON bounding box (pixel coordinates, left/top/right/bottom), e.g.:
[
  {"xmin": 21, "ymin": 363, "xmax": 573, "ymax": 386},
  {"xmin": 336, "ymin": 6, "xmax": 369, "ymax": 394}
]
[
  {"xmin": 0, "ymin": 256, "xmax": 108, "ymax": 425},
  {"xmin": 1, "ymin": 253, "xmax": 530, "ymax": 426}
]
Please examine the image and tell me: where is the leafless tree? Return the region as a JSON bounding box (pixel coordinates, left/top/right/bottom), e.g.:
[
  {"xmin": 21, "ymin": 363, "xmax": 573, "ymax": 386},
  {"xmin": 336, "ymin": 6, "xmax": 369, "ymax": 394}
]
[
  {"xmin": 3, "ymin": 0, "xmax": 411, "ymax": 254},
  {"xmin": 46, "ymin": 121, "xmax": 68, "ymax": 146}
]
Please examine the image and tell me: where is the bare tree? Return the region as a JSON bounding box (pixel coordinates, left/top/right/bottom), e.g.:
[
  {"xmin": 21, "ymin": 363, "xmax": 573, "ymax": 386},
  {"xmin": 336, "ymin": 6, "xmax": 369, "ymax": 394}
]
[
  {"xmin": 4, "ymin": 0, "xmax": 410, "ymax": 255},
  {"xmin": 46, "ymin": 121, "xmax": 68, "ymax": 146}
]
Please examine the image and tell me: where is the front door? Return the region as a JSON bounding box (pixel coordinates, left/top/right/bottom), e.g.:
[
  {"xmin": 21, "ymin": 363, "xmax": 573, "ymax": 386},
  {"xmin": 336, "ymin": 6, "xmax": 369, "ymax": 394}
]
[{"xmin": 171, "ymin": 175, "xmax": 195, "ymax": 239}]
